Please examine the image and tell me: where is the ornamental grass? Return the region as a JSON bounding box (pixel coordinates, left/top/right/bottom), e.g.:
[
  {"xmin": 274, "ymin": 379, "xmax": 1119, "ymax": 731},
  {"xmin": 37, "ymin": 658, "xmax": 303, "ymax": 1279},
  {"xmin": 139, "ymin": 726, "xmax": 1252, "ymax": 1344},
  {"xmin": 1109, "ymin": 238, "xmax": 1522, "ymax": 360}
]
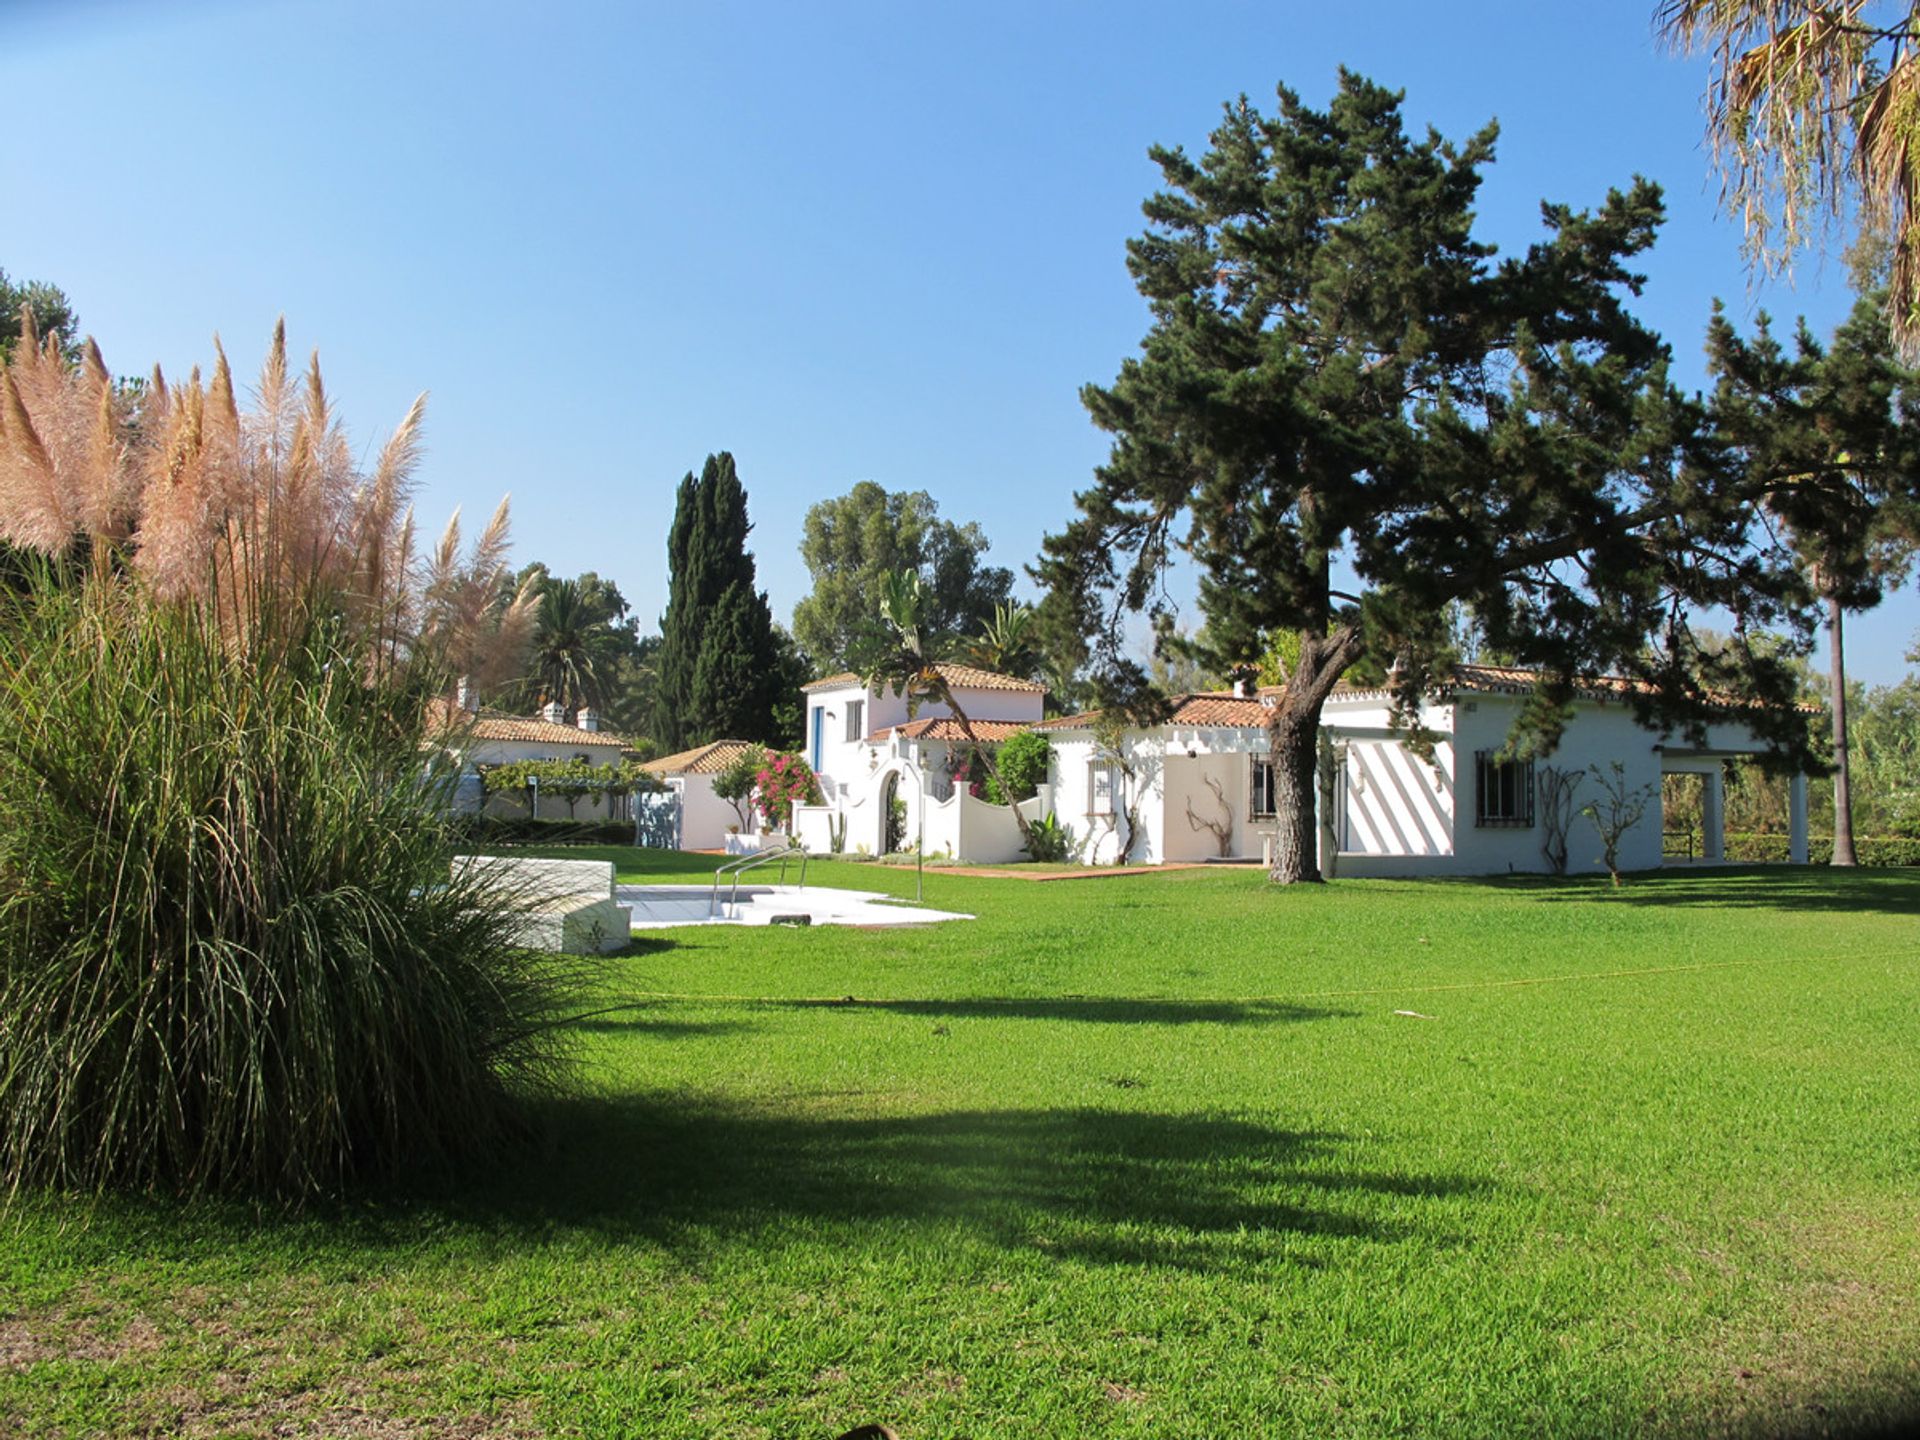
[{"xmin": 0, "ymin": 317, "xmax": 569, "ymax": 1199}]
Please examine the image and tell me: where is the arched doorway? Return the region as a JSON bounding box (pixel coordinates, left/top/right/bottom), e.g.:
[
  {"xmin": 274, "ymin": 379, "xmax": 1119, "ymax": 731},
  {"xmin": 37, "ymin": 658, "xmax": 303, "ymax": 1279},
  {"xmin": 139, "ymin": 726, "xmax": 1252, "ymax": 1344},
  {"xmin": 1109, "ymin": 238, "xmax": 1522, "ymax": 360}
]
[{"xmin": 880, "ymin": 771, "xmax": 906, "ymax": 855}]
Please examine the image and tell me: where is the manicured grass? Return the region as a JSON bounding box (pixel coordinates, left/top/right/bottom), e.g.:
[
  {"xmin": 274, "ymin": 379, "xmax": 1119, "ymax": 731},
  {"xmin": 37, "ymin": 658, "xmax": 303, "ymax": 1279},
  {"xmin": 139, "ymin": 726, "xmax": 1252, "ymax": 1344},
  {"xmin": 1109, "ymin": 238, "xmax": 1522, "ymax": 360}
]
[{"xmin": 3, "ymin": 860, "xmax": 1918, "ymax": 1437}]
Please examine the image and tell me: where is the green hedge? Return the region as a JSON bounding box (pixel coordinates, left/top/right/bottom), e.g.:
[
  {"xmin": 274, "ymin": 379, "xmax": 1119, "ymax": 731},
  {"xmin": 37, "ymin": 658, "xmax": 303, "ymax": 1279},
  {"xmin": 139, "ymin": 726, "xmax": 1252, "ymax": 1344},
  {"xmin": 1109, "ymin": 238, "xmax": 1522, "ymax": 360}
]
[
  {"xmin": 1722, "ymin": 832, "xmax": 1920, "ymax": 866},
  {"xmin": 452, "ymin": 816, "xmax": 634, "ymax": 847}
]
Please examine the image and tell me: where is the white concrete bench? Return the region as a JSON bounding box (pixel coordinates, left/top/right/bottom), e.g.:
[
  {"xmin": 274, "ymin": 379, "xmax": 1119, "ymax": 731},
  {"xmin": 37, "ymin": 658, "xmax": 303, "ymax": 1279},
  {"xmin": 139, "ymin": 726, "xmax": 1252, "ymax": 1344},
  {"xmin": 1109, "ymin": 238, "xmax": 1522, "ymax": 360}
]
[{"xmin": 452, "ymin": 856, "xmax": 632, "ymax": 954}]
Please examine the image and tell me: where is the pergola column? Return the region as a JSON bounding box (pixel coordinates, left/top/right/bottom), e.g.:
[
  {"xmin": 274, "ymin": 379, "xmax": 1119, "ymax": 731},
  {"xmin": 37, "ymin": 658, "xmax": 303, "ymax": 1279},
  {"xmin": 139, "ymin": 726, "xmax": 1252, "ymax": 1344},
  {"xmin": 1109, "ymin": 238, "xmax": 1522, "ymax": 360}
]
[
  {"xmin": 1701, "ymin": 768, "xmax": 1725, "ymax": 863},
  {"xmin": 1789, "ymin": 772, "xmax": 1810, "ymax": 864}
]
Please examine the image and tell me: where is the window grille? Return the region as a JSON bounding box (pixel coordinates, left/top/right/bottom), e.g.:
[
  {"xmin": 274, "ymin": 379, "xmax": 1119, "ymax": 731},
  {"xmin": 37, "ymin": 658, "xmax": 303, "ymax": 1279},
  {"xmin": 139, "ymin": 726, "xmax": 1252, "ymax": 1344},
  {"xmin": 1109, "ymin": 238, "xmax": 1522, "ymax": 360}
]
[
  {"xmin": 1475, "ymin": 751, "xmax": 1535, "ymax": 827},
  {"xmin": 1089, "ymin": 762, "xmax": 1116, "ymax": 815},
  {"xmin": 844, "ymin": 700, "xmax": 865, "ymax": 743},
  {"xmin": 1249, "ymin": 756, "xmax": 1277, "ymax": 818}
]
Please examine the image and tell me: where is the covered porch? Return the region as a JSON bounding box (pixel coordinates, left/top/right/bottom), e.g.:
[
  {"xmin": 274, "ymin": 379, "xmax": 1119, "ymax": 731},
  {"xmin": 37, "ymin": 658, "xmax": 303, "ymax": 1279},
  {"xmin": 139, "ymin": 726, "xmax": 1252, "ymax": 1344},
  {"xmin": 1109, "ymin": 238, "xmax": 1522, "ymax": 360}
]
[{"xmin": 1658, "ymin": 746, "xmax": 1810, "ymax": 865}]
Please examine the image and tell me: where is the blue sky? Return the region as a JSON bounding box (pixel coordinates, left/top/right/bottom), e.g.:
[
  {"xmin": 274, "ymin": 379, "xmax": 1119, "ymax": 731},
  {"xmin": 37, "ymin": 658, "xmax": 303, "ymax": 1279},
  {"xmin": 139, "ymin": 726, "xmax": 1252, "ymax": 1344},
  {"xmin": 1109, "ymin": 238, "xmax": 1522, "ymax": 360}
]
[{"xmin": 6, "ymin": 0, "xmax": 1917, "ymax": 684}]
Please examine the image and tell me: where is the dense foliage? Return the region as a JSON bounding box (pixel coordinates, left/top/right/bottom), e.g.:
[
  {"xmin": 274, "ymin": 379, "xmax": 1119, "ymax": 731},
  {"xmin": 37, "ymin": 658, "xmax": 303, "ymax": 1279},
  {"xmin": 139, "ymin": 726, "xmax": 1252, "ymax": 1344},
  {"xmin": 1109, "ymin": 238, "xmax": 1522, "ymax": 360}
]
[
  {"xmin": 479, "ymin": 757, "xmax": 660, "ymax": 820},
  {"xmin": 793, "ymin": 481, "xmax": 1013, "ymax": 670},
  {"xmin": 654, "ymin": 453, "xmax": 784, "ymax": 750},
  {"xmin": 981, "ymin": 728, "xmax": 1051, "ymax": 804}
]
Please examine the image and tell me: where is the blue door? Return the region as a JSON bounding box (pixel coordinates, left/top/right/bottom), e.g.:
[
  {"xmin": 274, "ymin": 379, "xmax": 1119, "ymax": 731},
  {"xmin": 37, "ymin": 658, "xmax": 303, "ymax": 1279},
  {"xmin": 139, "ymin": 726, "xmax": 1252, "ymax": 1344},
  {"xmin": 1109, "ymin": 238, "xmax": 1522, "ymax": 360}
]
[{"xmin": 810, "ymin": 706, "xmax": 824, "ymax": 772}]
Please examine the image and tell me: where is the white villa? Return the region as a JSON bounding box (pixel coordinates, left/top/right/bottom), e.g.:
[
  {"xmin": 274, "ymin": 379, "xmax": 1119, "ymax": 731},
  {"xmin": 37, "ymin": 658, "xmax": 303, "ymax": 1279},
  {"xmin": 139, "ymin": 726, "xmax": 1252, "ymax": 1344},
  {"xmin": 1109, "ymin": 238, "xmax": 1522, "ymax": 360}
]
[
  {"xmin": 791, "ymin": 664, "xmax": 1049, "ymax": 860},
  {"xmin": 790, "ymin": 661, "xmax": 1813, "ymax": 876},
  {"xmin": 642, "ymin": 739, "xmax": 762, "ymax": 851}
]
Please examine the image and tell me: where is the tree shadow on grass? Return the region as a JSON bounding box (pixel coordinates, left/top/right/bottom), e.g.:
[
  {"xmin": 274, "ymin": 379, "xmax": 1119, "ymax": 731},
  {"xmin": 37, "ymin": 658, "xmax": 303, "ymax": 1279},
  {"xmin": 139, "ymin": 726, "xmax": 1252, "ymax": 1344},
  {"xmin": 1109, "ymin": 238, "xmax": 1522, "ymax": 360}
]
[
  {"xmin": 567, "ymin": 1014, "xmax": 763, "ymax": 1038},
  {"xmin": 411, "ymin": 1096, "xmax": 1488, "ymax": 1273},
  {"xmin": 566, "ymin": 995, "xmax": 1358, "ymax": 1030},
  {"xmin": 1461, "ymin": 867, "xmax": 1920, "ymax": 917},
  {"xmin": 760, "ymin": 996, "xmax": 1361, "ymax": 1026}
]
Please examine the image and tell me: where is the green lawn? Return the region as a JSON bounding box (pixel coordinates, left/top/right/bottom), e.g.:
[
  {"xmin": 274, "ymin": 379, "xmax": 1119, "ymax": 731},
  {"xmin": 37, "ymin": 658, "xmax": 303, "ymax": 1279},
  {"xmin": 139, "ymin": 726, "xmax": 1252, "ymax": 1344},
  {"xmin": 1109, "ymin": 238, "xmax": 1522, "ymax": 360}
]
[{"xmin": 4, "ymin": 858, "xmax": 1918, "ymax": 1438}]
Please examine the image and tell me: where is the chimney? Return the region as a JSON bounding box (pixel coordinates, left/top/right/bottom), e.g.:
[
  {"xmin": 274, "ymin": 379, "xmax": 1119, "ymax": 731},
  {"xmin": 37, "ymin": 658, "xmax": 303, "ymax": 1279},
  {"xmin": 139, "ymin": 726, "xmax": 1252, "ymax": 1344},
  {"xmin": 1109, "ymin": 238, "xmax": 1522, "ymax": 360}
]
[
  {"xmin": 577, "ymin": 707, "xmax": 600, "ymax": 733},
  {"xmin": 455, "ymin": 675, "xmax": 478, "ymax": 714},
  {"xmin": 1233, "ymin": 677, "xmax": 1250, "ymax": 699},
  {"xmin": 542, "ymin": 700, "xmax": 566, "ymax": 725}
]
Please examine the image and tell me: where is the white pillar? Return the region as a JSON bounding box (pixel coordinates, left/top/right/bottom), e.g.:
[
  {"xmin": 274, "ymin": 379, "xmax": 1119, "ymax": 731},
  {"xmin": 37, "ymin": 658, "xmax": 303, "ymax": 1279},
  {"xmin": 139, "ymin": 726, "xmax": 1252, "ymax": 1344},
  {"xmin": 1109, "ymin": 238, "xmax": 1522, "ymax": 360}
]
[
  {"xmin": 1701, "ymin": 769, "xmax": 1725, "ymax": 863},
  {"xmin": 1789, "ymin": 772, "xmax": 1809, "ymax": 864}
]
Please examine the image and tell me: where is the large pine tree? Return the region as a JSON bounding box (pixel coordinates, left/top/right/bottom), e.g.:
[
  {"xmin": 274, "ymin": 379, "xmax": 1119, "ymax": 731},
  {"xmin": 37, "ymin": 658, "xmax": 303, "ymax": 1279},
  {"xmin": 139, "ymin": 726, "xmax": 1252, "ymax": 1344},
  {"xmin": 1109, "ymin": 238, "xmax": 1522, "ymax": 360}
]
[
  {"xmin": 654, "ymin": 453, "xmax": 782, "ymax": 749},
  {"xmin": 1042, "ymin": 73, "xmax": 1815, "ymax": 883}
]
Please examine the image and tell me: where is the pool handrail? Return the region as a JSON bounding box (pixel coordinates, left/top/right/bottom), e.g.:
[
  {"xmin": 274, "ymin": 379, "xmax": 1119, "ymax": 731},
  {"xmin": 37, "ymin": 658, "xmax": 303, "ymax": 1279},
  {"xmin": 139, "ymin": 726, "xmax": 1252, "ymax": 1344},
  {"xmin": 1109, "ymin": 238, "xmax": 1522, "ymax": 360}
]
[{"xmin": 709, "ymin": 841, "xmax": 809, "ymax": 919}]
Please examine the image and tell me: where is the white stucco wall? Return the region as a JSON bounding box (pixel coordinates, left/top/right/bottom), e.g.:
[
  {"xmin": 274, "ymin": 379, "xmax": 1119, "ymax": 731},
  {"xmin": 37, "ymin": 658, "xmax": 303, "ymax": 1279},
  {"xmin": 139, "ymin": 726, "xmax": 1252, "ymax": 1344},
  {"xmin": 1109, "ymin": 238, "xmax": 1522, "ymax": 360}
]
[
  {"xmin": 1046, "ymin": 732, "xmax": 1170, "ymax": 865},
  {"xmin": 661, "ymin": 772, "xmax": 754, "ymax": 851},
  {"xmin": 804, "ymin": 680, "xmax": 1045, "ymax": 800}
]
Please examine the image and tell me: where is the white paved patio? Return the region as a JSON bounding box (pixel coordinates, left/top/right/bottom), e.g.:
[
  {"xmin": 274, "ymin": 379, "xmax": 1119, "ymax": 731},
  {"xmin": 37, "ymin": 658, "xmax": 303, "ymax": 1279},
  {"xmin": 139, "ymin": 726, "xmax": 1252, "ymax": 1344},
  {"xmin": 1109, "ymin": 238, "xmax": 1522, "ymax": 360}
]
[{"xmin": 616, "ymin": 883, "xmax": 973, "ymax": 929}]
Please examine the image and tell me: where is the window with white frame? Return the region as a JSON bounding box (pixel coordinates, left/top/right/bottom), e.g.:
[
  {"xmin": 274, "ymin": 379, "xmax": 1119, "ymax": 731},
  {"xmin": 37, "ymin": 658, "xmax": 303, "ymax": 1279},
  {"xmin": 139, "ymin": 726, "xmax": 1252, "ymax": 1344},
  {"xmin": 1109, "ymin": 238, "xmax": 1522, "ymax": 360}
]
[
  {"xmin": 1088, "ymin": 761, "xmax": 1117, "ymax": 815},
  {"xmin": 1249, "ymin": 755, "xmax": 1277, "ymax": 818},
  {"xmin": 844, "ymin": 699, "xmax": 865, "ymax": 743},
  {"xmin": 1474, "ymin": 751, "xmax": 1535, "ymax": 827}
]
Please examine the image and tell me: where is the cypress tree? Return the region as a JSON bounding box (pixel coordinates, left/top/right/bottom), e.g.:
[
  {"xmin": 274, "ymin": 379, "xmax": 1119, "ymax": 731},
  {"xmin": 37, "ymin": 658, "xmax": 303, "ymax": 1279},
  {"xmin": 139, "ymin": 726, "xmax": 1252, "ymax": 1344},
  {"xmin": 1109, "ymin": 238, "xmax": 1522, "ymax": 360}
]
[
  {"xmin": 690, "ymin": 581, "xmax": 782, "ymax": 744},
  {"xmin": 654, "ymin": 453, "xmax": 782, "ymax": 749}
]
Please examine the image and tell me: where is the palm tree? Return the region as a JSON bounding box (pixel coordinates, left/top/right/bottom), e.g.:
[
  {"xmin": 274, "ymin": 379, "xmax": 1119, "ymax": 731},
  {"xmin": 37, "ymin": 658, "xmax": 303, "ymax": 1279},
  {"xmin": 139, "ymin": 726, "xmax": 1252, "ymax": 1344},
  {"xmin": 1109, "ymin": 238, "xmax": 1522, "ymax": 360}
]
[
  {"xmin": 1658, "ymin": 1, "xmax": 1920, "ymax": 353},
  {"xmin": 528, "ymin": 577, "xmax": 622, "ymax": 713},
  {"xmin": 962, "ymin": 600, "xmax": 1041, "ymax": 680},
  {"xmin": 864, "ymin": 571, "xmax": 1037, "ymax": 850}
]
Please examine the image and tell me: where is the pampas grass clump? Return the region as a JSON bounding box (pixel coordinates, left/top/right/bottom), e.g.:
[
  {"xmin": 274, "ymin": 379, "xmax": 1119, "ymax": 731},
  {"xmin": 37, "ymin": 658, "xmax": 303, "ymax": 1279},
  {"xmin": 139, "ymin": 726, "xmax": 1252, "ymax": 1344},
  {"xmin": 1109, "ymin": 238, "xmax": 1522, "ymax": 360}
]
[{"xmin": 0, "ymin": 319, "xmax": 564, "ymax": 1199}]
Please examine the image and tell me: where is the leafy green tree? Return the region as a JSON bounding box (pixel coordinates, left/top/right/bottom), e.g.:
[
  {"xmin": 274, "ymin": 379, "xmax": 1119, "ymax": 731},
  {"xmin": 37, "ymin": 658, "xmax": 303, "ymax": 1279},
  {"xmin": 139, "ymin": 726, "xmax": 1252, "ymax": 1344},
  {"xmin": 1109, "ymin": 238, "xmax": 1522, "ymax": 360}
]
[
  {"xmin": 982, "ymin": 728, "xmax": 1051, "ymax": 804},
  {"xmin": 604, "ymin": 632, "xmax": 661, "ymax": 742},
  {"xmin": 655, "ymin": 453, "xmax": 782, "ymax": 749},
  {"xmin": 1027, "ymin": 584, "xmax": 1092, "ymax": 714},
  {"xmin": 712, "ymin": 743, "xmax": 768, "ymax": 829},
  {"xmin": 0, "ymin": 269, "xmax": 77, "ymax": 364},
  {"xmin": 1851, "ymin": 672, "xmax": 1920, "ymax": 834},
  {"xmin": 1707, "ymin": 268, "xmax": 1920, "ymax": 864},
  {"xmin": 794, "ymin": 481, "xmax": 1012, "ymax": 669},
  {"xmin": 1041, "ymin": 73, "xmax": 1812, "ymax": 883}
]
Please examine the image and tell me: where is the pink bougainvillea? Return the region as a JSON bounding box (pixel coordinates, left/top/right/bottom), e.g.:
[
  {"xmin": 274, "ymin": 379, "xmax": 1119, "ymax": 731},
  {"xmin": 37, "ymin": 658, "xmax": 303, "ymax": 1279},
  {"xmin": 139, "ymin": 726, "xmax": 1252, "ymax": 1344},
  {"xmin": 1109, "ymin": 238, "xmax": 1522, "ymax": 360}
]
[
  {"xmin": 753, "ymin": 751, "xmax": 823, "ymax": 830},
  {"xmin": 948, "ymin": 752, "xmax": 984, "ymax": 800}
]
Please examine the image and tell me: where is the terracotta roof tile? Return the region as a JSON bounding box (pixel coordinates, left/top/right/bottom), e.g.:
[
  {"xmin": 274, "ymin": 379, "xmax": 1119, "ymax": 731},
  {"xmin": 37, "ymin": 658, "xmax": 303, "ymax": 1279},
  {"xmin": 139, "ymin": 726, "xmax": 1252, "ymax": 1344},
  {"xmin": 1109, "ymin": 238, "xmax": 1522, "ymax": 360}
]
[
  {"xmin": 644, "ymin": 739, "xmax": 759, "ymax": 775},
  {"xmin": 1334, "ymin": 663, "xmax": 1822, "ymax": 714},
  {"xmin": 427, "ymin": 700, "xmax": 626, "ymax": 748},
  {"xmin": 866, "ymin": 718, "xmax": 1031, "ymax": 744},
  {"xmin": 1167, "ymin": 693, "xmax": 1272, "ymax": 726},
  {"xmin": 1037, "ymin": 691, "xmax": 1271, "ymax": 732},
  {"xmin": 803, "ymin": 664, "xmax": 1045, "ymax": 695}
]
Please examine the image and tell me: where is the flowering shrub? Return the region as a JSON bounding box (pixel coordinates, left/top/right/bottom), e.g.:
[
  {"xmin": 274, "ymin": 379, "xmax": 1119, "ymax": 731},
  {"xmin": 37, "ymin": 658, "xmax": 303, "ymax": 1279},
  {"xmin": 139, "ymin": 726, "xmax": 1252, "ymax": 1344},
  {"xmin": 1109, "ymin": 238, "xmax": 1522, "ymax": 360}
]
[
  {"xmin": 948, "ymin": 750, "xmax": 985, "ymax": 800},
  {"xmin": 754, "ymin": 750, "xmax": 823, "ymax": 830}
]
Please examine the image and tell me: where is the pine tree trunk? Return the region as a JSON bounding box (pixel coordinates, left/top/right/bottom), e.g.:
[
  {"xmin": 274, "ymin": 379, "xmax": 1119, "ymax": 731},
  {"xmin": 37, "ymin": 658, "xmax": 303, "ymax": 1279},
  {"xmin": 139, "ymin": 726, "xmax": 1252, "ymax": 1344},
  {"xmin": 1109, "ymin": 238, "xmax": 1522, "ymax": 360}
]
[
  {"xmin": 1266, "ymin": 704, "xmax": 1322, "ymax": 885},
  {"xmin": 1829, "ymin": 592, "xmax": 1857, "ymax": 868}
]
